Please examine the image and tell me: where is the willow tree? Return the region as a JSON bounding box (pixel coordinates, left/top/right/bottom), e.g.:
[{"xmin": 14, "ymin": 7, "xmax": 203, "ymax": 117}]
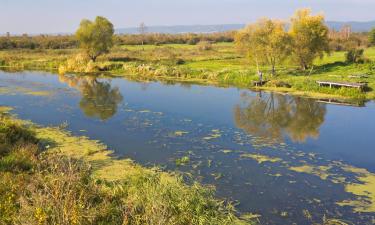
[
  {"xmin": 235, "ymin": 18, "xmax": 291, "ymax": 75},
  {"xmin": 289, "ymin": 9, "xmax": 330, "ymax": 70},
  {"xmin": 76, "ymin": 16, "xmax": 114, "ymax": 62}
]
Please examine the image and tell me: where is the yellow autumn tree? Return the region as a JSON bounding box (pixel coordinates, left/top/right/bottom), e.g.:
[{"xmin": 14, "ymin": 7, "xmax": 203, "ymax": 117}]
[
  {"xmin": 289, "ymin": 9, "xmax": 330, "ymax": 70},
  {"xmin": 235, "ymin": 18, "xmax": 291, "ymax": 75}
]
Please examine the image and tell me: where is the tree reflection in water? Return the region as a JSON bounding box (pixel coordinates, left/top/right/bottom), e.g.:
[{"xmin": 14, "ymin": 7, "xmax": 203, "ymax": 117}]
[
  {"xmin": 234, "ymin": 91, "xmax": 326, "ymax": 143},
  {"xmin": 58, "ymin": 74, "xmax": 123, "ymax": 120}
]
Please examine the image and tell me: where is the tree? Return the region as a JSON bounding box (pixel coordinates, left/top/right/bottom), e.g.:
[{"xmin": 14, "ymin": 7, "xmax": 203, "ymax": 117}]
[
  {"xmin": 235, "ymin": 18, "xmax": 291, "ymax": 75},
  {"xmin": 369, "ymin": 28, "xmax": 375, "ymax": 46},
  {"xmin": 289, "ymin": 9, "xmax": 330, "ymax": 70},
  {"xmin": 138, "ymin": 22, "xmax": 147, "ymax": 50},
  {"xmin": 76, "ymin": 16, "xmax": 114, "ymax": 62}
]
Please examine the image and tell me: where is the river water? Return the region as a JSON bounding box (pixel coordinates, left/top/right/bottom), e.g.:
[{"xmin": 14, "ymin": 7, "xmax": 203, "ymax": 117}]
[{"xmin": 1, "ymin": 70, "xmax": 374, "ymax": 224}]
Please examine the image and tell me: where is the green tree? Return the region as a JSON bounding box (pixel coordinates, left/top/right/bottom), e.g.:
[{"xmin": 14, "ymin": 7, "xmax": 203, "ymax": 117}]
[
  {"xmin": 369, "ymin": 28, "xmax": 375, "ymax": 46},
  {"xmin": 235, "ymin": 18, "xmax": 291, "ymax": 75},
  {"xmin": 76, "ymin": 16, "xmax": 114, "ymax": 61},
  {"xmin": 289, "ymin": 9, "xmax": 330, "ymax": 70}
]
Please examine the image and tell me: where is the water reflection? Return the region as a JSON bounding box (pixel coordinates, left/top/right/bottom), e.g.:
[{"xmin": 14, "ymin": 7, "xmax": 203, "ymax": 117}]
[
  {"xmin": 58, "ymin": 74, "xmax": 123, "ymax": 120},
  {"xmin": 234, "ymin": 92, "xmax": 326, "ymax": 143}
]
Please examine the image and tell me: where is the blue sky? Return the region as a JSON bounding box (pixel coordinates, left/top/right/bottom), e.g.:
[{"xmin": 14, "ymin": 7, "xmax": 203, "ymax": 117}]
[{"xmin": 1, "ymin": 0, "xmax": 375, "ymax": 34}]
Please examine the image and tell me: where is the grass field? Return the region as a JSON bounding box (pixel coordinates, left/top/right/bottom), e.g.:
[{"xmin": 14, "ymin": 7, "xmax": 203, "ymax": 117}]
[{"xmin": 1, "ymin": 42, "xmax": 375, "ymax": 100}]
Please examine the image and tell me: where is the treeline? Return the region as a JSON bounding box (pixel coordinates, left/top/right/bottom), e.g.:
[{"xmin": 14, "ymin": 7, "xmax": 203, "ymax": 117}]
[
  {"xmin": 115, "ymin": 31, "xmax": 235, "ymax": 45},
  {"xmin": 0, "ymin": 32, "xmax": 235, "ymax": 50},
  {"xmin": 329, "ymin": 32, "xmax": 370, "ymax": 51},
  {"xmin": 0, "ymin": 34, "xmax": 78, "ymax": 49}
]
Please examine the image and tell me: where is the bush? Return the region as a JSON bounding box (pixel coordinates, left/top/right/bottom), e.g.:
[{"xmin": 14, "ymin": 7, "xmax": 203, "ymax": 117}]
[
  {"xmin": 345, "ymin": 48, "xmax": 365, "ymax": 64},
  {"xmin": 197, "ymin": 41, "xmax": 213, "ymax": 51}
]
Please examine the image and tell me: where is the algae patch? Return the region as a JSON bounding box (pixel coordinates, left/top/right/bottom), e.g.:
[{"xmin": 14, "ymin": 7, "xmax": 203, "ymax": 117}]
[
  {"xmin": 241, "ymin": 153, "xmax": 281, "ymax": 164},
  {"xmin": 174, "ymin": 131, "xmax": 189, "ymax": 136},
  {"xmin": 289, "ymin": 165, "xmax": 332, "ymax": 180},
  {"xmin": 337, "ymin": 165, "xmax": 375, "ymax": 213}
]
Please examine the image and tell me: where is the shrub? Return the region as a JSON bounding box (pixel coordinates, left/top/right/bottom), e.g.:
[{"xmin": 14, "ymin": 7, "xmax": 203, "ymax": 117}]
[
  {"xmin": 345, "ymin": 48, "xmax": 365, "ymax": 64},
  {"xmin": 197, "ymin": 41, "xmax": 213, "ymax": 51}
]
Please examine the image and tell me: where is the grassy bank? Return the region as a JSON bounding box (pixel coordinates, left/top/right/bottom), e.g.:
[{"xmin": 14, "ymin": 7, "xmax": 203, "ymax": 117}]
[
  {"xmin": 1, "ymin": 43, "xmax": 375, "ymax": 100},
  {"xmin": 0, "ymin": 106, "xmax": 251, "ymax": 225}
]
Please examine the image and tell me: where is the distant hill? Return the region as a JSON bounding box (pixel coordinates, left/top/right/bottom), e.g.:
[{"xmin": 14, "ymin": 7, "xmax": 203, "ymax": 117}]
[
  {"xmin": 326, "ymin": 21, "xmax": 375, "ymax": 32},
  {"xmin": 116, "ymin": 24, "xmax": 245, "ymax": 34},
  {"xmin": 116, "ymin": 21, "xmax": 375, "ymax": 34}
]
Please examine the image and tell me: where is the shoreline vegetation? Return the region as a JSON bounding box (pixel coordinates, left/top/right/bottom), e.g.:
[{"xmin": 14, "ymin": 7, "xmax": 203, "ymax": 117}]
[
  {"xmin": 1, "ymin": 43, "xmax": 374, "ymax": 102},
  {"xmin": 1, "ymin": 10, "xmax": 375, "ymax": 102},
  {"xmin": 0, "ymin": 106, "xmax": 252, "ymax": 224}
]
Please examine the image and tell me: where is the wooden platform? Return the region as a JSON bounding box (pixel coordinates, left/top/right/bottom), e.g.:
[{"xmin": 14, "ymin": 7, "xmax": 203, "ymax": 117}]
[
  {"xmin": 316, "ymin": 81, "xmax": 367, "ymax": 91},
  {"xmin": 253, "ymin": 80, "xmax": 268, "ymax": 87}
]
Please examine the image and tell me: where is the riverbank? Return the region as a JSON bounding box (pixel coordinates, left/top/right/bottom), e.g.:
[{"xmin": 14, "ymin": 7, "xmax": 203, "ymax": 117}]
[
  {"xmin": 1, "ymin": 43, "xmax": 375, "ymax": 101},
  {"xmin": 0, "ymin": 106, "xmax": 251, "ymax": 224}
]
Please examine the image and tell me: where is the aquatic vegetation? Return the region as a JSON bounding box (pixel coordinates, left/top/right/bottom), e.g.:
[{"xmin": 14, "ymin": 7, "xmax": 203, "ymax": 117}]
[
  {"xmin": 174, "ymin": 130, "xmax": 189, "ymax": 136},
  {"xmin": 175, "ymin": 156, "xmax": 190, "ymax": 166},
  {"xmin": 288, "ymin": 161, "xmax": 375, "ymax": 213},
  {"xmin": 240, "ymin": 153, "xmax": 281, "ymax": 164},
  {"xmin": 221, "ymin": 149, "xmax": 234, "ymax": 154},
  {"xmin": 0, "ymin": 86, "xmax": 53, "ymax": 97},
  {"xmin": 203, "ymin": 129, "xmax": 222, "ymax": 140},
  {"xmin": 289, "ymin": 164, "xmax": 332, "ymax": 180},
  {"xmin": 337, "ymin": 165, "xmax": 375, "ymax": 213}
]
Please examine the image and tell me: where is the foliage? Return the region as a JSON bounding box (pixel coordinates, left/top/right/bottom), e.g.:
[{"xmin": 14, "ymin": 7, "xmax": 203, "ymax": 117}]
[
  {"xmin": 197, "ymin": 41, "xmax": 213, "ymax": 51},
  {"xmin": 289, "ymin": 9, "xmax": 330, "ymax": 70},
  {"xmin": 76, "ymin": 16, "xmax": 115, "ymax": 61},
  {"xmin": 329, "ymin": 33, "xmax": 369, "ymax": 52},
  {"xmin": 235, "ymin": 18, "xmax": 291, "ymax": 75},
  {"xmin": 345, "ymin": 48, "xmax": 365, "ymax": 64},
  {"xmin": 369, "ymin": 28, "xmax": 375, "ymax": 46}
]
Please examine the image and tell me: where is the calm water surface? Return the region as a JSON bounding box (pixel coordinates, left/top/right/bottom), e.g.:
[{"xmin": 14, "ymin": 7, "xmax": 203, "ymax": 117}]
[{"xmin": 1, "ymin": 71, "xmax": 375, "ymax": 224}]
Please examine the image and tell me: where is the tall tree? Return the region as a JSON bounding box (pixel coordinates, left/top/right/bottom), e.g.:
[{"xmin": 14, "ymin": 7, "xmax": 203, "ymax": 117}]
[
  {"xmin": 139, "ymin": 22, "xmax": 147, "ymax": 50},
  {"xmin": 235, "ymin": 18, "xmax": 291, "ymax": 75},
  {"xmin": 369, "ymin": 28, "xmax": 375, "ymax": 46},
  {"xmin": 76, "ymin": 16, "xmax": 114, "ymax": 62},
  {"xmin": 289, "ymin": 9, "xmax": 330, "ymax": 70}
]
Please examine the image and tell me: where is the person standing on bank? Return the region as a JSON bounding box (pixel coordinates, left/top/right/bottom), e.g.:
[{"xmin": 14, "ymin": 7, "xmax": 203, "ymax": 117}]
[{"xmin": 258, "ymin": 71, "xmax": 263, "ymax": 83}]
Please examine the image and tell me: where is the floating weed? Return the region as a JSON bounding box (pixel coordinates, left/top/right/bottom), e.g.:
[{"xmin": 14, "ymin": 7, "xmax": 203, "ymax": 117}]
[
  {"xmin": 240, "ymin": 213, "xmax": 261, "ymax": 221},
  {"xmin": 174, "ymin": 131, "xmax": 189, "ymax": 136},
  {"xmin": 336, "ymin": 165, "xmax": 375, "ymax": 213},
  {"xmin": 289, "ymin": 165, "xmax": 332, "ymax": 180},
  {"xmin": 175, "ymin": 156, "xmax": 190, "ymax": 166},
  {"xmin": 138, "ymin": 109, "xmax": 151, "ymax": 113},
  {"xmin": 207, "ymin": 159, "xmax": 212, "ymax": 168},
  {"xmin": 0, "ymin": 86, "xmax": 52, "ymax": 96},
  {"xmin": 221, "ymin": 149, "xmax": 233, "ymax": 154},
  {"xmin": 211, "ymin": 173, "xmax": 223, "ymax": 180},
  {"xmin": 240, "ymin": 153, "xmax": 282, "ymax": 164}
]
